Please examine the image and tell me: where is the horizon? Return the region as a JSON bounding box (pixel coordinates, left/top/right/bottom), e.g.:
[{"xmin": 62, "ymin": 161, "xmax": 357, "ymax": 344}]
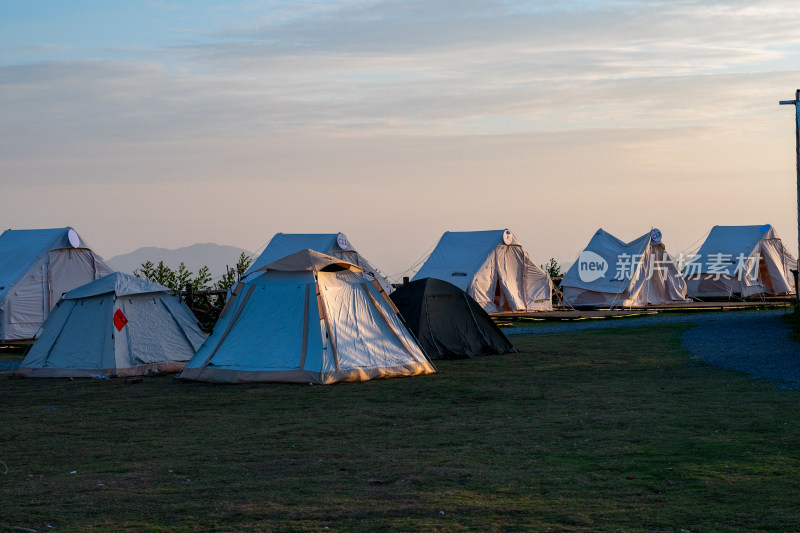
[
  {"xmin": 2, "ymin": 1, "xmax": 799, "ymax": 280},
  {"xmin": 100, "ymin": 225, "xmax": 786, "ymax": 285}
]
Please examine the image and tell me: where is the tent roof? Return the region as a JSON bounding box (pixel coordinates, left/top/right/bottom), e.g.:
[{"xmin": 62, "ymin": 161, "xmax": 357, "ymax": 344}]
[
  {"xmin": 413, "ymin": 229, "xmax": 519, "ymax": 287},
  {"xmin": 64, "ymin": 272, "xmax": 171, "ymax": 300},
  {"xmin": 256, "ymin": 249, "xmax": 363, "ymax": 274},
  {"xmin": 0, "ymin": 227, "xmax": 86, "ymax": 302},
  {"xmin": 246, "ymin": 233, "xmax": 357, "ymax": 274},
  {"xmin": 561, "ymin": 228, "xmax": 653, "ymax": 291},
  {"xmin": 591, "ymin": 228, "xmax": 652, "ymax": 254},
  {"xmin": 682, "ymin": 224, "xmax": 789, "ymax": 277},
  {"xmin": 692, "ymin": 225, "xmax": 778, "ymax": 259}
]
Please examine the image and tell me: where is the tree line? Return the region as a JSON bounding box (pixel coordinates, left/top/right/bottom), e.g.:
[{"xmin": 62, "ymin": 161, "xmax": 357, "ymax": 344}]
[{"xmin": 133, "ymin": 252, "xmax": 253, "ymax": 329}]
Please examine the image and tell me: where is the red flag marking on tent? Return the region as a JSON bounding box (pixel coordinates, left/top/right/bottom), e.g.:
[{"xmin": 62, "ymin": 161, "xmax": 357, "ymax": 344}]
[{"xmin": 113, "ymin": 309, "xmax": 128, "ymax": 331}]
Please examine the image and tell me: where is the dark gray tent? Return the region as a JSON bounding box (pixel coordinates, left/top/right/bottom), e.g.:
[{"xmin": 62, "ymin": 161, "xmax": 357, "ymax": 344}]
[{"xmin": 390, "ymin": 278, "xmax": 516, "ymax": 360}]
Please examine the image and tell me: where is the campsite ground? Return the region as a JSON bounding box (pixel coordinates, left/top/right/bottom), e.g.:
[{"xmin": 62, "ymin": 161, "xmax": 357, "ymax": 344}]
[
  {"xmin": 1, "ymin": 323, "xmax": 799, "ymax": 532},
  {"xmin": 784, "ymin": 310, "xmax": 800, "ymax": 342},
  {"xmin": 0, "ymin": 345, "xmax": 26, "ymax": 360}
]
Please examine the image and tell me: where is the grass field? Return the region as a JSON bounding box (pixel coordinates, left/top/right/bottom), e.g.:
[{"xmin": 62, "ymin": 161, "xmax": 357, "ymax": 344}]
[{"xmin": 1, "ymin": 324, "xmax": 799, "ymax": 532}]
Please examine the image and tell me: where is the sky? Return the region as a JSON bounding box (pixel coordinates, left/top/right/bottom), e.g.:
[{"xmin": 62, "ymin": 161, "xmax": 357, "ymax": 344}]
[{"xmin": 2, "ymin": 0, "xmax": 800, "ymax": 282}]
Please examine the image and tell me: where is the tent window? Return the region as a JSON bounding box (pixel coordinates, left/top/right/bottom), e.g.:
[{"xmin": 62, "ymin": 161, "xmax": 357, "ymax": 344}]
[{"xmin": 320, "ymin": 264, "xmax": 348, "ymax": 272}]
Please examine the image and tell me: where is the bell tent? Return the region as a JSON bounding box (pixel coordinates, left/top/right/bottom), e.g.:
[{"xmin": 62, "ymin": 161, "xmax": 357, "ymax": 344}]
[
  {"xmin": 244, "ymin": 232, "xmax": 392, "ymax": 293},
  {"xmin": 179, "ymin": 249, "xmax": 436, "ymax": 384},
  {"xmin": 683, "ymin": 224, "xmax": 797, "ymax": 298},
  {"xmin": 561, "ymin": 228, "xmax": 688, "ymax": 307},
  {"xmin": 16, "ymin": 272, "xmax": 206, "ymax": 378},
  {"xmin": 390, "ymin": 278, "xmax": 516, "ymax": 359},
  {"xmin": 412, "ymin": 229, "xmax": 552, "ymax": 313},
  {"xmin": 0, "ymin": 227, "xmax": 115, "ymax": 342}
]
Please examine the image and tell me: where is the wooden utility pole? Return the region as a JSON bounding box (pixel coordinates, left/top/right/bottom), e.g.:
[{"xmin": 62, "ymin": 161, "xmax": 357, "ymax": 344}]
[{"xmin": 779, "ymin": 90, "xmax": 800, "ymax": 309}]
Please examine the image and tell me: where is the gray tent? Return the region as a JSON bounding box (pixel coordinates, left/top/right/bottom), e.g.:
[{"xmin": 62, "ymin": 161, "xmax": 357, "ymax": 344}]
[
  {"xmin": 390, "ymin": 278, "xmax": 516, "ymax": 359},
  {"xmin": 412, "ymin": 230, "xmax": 552, "ymax": 312},
  {"xmin": 179, "ymin": 250, "xmax": 435, "ymax": 384},
  {"xmin": 0, "ymin": 227, "xmax": 115, "ymax": 342},
  {"xmin": 561, "ymin": 228, "xmax": 688, "ymax": 307},
  {"xmin": 684, "ymin": 224, "xmax": 797, "ymax": 298},
  {"xmin": 16, "ymin": 272, "xmax": 206, "ymax": 378}
]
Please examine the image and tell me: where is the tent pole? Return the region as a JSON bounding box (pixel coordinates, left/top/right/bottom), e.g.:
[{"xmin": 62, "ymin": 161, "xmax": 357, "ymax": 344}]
[{"xmin": 779, "ymin": 89, "xmax": 800, "ymax": 310}]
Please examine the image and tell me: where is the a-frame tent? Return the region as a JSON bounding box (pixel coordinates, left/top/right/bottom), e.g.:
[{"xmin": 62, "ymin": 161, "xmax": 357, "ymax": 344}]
[
  {"xmin": 561, "ymin": 228, "xmax": 688, "ymax": 307},
  {"xmin": 179, "ymin": 249, "xmax": 435, "ymax": 384},
  {"xmin": 244, "ymin": 232, "xmax": 392, "ymax": 294},
  {"xmin": 391, "ymin": 277, "xmax": 516, "ymax": 359},
  {"xmin": 0, "ymin": 227, "xmax": 115, "ymax": 342},
  {"xmin": 16, "ymin": 272, "xmax": 206, "ymax": 378},
  {"xmin": 412, "ymin": 229, "xmax": 552, "ymax": 313},
  {"xmin": 683, "ymin": 224, "xmax": 797, "ymax": 298}
]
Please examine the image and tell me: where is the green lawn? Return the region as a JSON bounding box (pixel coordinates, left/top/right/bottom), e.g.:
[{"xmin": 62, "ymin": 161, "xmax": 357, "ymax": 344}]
[{"xmin": 1, "ymin": 324, "xmax": 799, "ymax": 532}]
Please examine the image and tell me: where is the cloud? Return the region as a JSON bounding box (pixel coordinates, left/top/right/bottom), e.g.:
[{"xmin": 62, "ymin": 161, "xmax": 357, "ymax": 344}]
[
  {"xmin": 4, "ymin": 0, "xmax": 799, "ymax": 147},
  {"xmin": 193, "ymin": 0, "xmax": 800, "ymax": 62},
  {"xmin": 1, "ymin": 0, "xmax": 799, "ymax": 264}
]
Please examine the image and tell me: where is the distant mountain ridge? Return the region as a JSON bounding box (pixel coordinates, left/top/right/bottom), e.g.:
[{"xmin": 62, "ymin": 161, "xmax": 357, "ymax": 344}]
[{"xmin": 107, "ymin": 243, "xmax": 254, "ymax": 279}]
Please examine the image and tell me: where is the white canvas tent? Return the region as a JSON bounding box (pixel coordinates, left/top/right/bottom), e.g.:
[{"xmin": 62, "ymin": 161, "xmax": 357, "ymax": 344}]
[
  {"xmin": 684, "ymin": 224, "xmax": 797, "ymax": 298},
  {"xmin": 16, "ymin": 272, "xmax": 206, "ymax": 378},
  {"xmin": 244, "ymin": 232, "xmax": 392, "ymax": 293},
  {"xmin": 179, "ymin": 249, "xmax": 435, "ymax": 384},
  {"xmin": 561, "ymin": 228, "xmax": 688, "ymax": 307},
  {"xmin": 412, "ymin": 229, "xmax": 552, "ymax": 313},
  {"xmin": 0, "ymin": 227, "xmax": 115, "ymax": 342}
]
